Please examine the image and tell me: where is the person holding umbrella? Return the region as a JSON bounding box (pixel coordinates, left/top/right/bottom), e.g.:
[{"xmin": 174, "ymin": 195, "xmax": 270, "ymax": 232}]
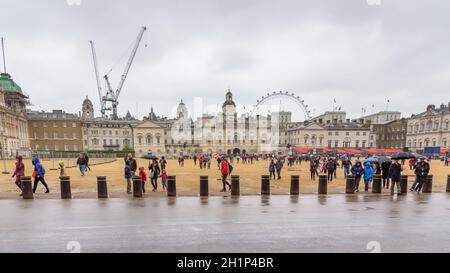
[{"xmin": 413, "ymin": 157, "xmax": 430, "ymax": 193}]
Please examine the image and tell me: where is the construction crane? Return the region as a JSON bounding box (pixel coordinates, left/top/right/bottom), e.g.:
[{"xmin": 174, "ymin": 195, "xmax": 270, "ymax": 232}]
[{"xmin": 89, "ymin": 26, "xmax": 147, "ymax": 119}]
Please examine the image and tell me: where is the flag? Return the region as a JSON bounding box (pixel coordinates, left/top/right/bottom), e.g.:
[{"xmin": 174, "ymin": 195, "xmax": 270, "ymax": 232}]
[
  {"xmin": 333, "ymin": 99, "xmax": 336, "ymax": 103},
  {"xmin": 387, "ymin": 99, "xmax": 390, "ymax": 103}
]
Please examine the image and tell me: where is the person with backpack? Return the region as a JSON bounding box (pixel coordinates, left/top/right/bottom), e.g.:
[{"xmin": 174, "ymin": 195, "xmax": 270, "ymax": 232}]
[
  {"xmin": 220, "ymin": 156, "xmax": 232, "ymax": 192},
  {"xmin": 32, "ymin": 156, "xmax": 50, "ymax": 194}
]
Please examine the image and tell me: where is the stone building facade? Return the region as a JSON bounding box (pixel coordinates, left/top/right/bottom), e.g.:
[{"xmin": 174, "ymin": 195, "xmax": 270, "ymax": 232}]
[
  {"xmin": 81, "ymin": 96, "xmax": 137, "ymax": 151},
  {"xmin": 371, "ymin": 119, "xmax": 407, "ymax": 149},
  {"xmin": 406, "ymin": 103, "xmax": 450, "ymax": 152},
  {"xmin": 0, "ymin": 73, "xmax": 30, "ymax": 157}
]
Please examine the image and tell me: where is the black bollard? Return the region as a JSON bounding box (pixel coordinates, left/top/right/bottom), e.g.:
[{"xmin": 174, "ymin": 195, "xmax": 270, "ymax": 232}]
[
  {"xmin": 400, "ymin": 175, "xmax": 408, "ymax": 195},
  {"xmin": 21, "ymin": 176, "xmax": 33, "ymax": 199},
  {"xmin": 200, "ymin": 175, "xmax": 209, "ymax": 197},
  {"xmin": 97, "ymin": 176, "xmax": 108, "ymax": 198},
  {"xmin": 168, "ymin": 175, "xmax": 177, "ymax": 197},
  {"xmin": 261, "ymin": 175, "xmax": 270, "ymax": 195},
  {"xmin": 290, "ymin": 175, "xmax": 299, "ymax": 195},
  {"xmin": 447, "ymin": 175, "xmax": 450, "ymax": 193},
  {"xmin": 345, "ymin": 175, "xmax": 355, "ymax": 194},
  {"xmin": 60, "ymin": 176, "xmax": 72, "ymax": 199},
  {"xmin": 423, "ymin": 175, "xmax": 433, "ymax": 193},
  {"xmin": 132, "ymin": 176, "xmax": 143, "ymax": 197},
  {"xmin": 231, "ymin": 175, "xmax": 240, "ymax": 196},
  {"xmin": 318, "ymin": 175, "xmax": 327, "ymax": 194},
  {"xmin": 372, "ymin": 174, "xmax": 382, "ymax": 194}
]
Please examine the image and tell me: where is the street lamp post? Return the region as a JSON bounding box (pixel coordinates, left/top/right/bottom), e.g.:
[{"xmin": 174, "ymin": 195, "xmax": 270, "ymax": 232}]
[{"xmin": 0, "ymin": 130, "xmax": 10, "ymax": 174}]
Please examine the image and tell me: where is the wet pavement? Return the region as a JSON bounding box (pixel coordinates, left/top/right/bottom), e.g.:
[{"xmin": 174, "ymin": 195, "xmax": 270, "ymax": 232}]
[{"xmin": 1, "ymin": 193, "xmax": 450, "ymax": 253}]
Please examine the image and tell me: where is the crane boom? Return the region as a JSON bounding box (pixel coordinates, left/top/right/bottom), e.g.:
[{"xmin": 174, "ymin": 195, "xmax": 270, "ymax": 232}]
[
  {"xmin": 89, "ymin": 40, "xmax": 105, "ymax": 117},
  {"xmin": 114, "ymin": 26, "xmax": 147, "ymax": 100}
]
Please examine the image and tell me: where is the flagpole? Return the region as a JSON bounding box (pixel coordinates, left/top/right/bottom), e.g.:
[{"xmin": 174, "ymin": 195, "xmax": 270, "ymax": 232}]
[{"xmin": 1, "ymin": 37, "xmax": 6, "ymax": 74}]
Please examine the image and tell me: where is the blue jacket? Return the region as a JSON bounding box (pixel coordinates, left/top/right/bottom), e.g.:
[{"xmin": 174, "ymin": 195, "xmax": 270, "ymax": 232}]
[
  {"xmin": 363, "ymin": 164, "xmax": 373, "ymax": 182},
  {"xmin": 33, "ymin": 157, "xmax": 45, "ymax": 177},
  {"xmin": 269, "ymin": 161, "xmax": 275, "ymax": 172}
]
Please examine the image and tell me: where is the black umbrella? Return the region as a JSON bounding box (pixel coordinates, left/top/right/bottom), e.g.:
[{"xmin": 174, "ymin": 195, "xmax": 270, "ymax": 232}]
[
  {"xmin": 140, "ymin": 154, "xmax": 158, "ymax": 160},
  {"xmin": 391, "ymin": 152, "xmax": 418, "ymax": 160}
]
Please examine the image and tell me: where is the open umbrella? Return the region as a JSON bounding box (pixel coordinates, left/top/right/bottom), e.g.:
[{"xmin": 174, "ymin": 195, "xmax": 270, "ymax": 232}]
[
  {"xmin": 140, "ymin": 154, "xmax": 158, "ymax": 160},
  {"xmin": 390, "ymin": 152, "xmax": 418, "ymax": 160},
  {"xmin": 362, "ymin": 157, "xmax": 379, "ymax": 164}
]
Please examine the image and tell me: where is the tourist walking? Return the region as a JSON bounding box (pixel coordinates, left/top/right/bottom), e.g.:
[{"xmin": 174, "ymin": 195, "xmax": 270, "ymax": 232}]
[
  {"xmin": 413, "ymin": 158, "xmax": 430, "ymax": 193},
  {"xmin": 127, "ymin": 153, "xmax": 137, "ymax": 176},
  {"xmin": 139, "ymin": 167, "xmax": 147, "ymax": 193},
  {"xmin": 351, "ymin": 161, "xmax": 364, "ymax": 192},
  {"xmin": 11, "ymin": 155, "xmax": 25, "ymax": 193},
  {"xmin": 193, "ymin": 155, "xmax": 198, "ymax": 166},
  {"xmin": 124, "ymin": 160, "xmax": 132, "ymax": 194},
  {"xmin": 76, "ymin": 153, "xmax": 88, "ymax": 176},
  {"xmin": 276, "ymin": 158, "xmax": 283, "ymax": 180},
  {"xmin": 342, "ymin": 157, "xmax": 352, "ymax": 178},
  {"xmin": 326, "ymin": 158, "xmax": 335, "ymax": 182},
  {"xmin": 160, "ymin": 169, "xmax": 168, "ymax": 191},
  {"xmin": 160, "ymin": 156, "xmax": 167, "ymax": 170},
  {"xmin": 269, "ymin": 159, "xmax": 276, "ymax": 180},
  {"xmin": 389, "ymin": 159, "xmax": 402, "ymax": 195},
  {"xmin": 84, "ymin": 153, "xmax": 90, "ymax": 171},
  {"xmin": 310, "ymin": 159, "xmax": 318, "ymax": 181},
  {"xmin": 363, "ymin": 162, "xmax": 373, "ymax": 192},
  {"xmin": 220, "ymin": 156, "xmax": 232, "ymax": 192},
  {"xmin": 381, "ymin": 160, "xmax": 391, "ymax": 189},
  {"xmin": 149, "ymin": 159, "xmax": 161, "ymax": 192},
  {"xmin": 32, "ymin": 157, "xmax": 50, "ymax": 194}
]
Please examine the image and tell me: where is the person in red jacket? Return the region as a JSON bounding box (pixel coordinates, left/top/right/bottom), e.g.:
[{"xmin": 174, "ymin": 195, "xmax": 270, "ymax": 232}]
[
  {"xmin": 12, "ymin": 155, "xmax": 25, "ymax": 194},
  {"xmin": 220, "ymin": 156, "xmax": 231, "ymax": 192}
]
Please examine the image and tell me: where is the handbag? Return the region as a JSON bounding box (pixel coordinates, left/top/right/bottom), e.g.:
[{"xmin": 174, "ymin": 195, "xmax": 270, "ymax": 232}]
[{"xmin": 32, "ymin": 170, "xmax": 38, "ymax": 178}]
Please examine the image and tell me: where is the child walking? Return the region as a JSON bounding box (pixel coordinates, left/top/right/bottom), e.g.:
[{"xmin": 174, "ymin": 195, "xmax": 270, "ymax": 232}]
[
  {"xmin": 139, "ymin": 167, "xmax": 147, "ymax": 193},
  {"xmin": 160, "ymin": 169, "xmax": 168, "ymax": 191}
]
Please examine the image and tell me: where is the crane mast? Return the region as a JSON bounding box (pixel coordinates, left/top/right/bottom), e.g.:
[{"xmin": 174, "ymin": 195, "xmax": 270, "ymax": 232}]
[
  {"xmin": 89, "ymin": 40, "xmax": 106, "ymax": 118},
  {"xmin": 89, "ymin": 26, "xmax": 147, "ymax": 120}
]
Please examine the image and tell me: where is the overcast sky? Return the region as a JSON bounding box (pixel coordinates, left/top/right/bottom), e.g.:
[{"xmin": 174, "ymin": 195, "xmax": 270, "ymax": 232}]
[{"xmin": 1, "ymin": 0, "xmax": 450, "ymax": 121}]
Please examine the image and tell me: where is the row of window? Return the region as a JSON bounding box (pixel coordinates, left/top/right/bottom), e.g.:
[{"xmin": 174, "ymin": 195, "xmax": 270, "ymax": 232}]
[
  {"xmin": 32, "ymin": 121, "xmax": 77, "ymax": 128},
  {"xmin": 408, "ymin": 139, "xmax": 448, "ymax": 148},
  {"xmin": 34, "ymin": 132, "xmax": 77, "ymax": 140},
  {"xmin": 88, "ymin": 138, "xmax": 131, "ymax": 146},
  {"xmin": 408, "ymin": 120, "xmax": 450, "ymax": 133},
  {"xmin": 86, "ymin": 130, "xmax": 131, "ymax": 136},
  {"xmin": 34, "ymin": 144, "xmax": 79, "ymax": 151}
]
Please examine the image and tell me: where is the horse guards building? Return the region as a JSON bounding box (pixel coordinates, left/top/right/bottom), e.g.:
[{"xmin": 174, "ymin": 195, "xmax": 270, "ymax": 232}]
[{"xmin": 1, "ymin": 71, "xmax": 449, "ymax": 158}]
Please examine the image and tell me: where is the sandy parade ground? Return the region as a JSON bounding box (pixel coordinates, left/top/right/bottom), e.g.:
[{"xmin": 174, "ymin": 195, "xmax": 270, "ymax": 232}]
[{"xmin": 0, "ymin": 157, "xmax": 449, "ymax": 199}]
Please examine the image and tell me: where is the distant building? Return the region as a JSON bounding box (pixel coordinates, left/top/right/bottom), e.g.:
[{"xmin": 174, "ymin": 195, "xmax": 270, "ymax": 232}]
[
  {"xmin": 311, "ymin": 111, "xmax": 347, "ymax": 125},
  {"xmin": 355, "ymin": 111, "xmax": 401, "ymax": 125},
  {"xmin": 81, "ymin": 96, "xmax": 137, "ymax": 151},
  {"xmin": 287, "ymin": 120, "xmax": 372, "ymax": 149},
  {"xmin": 27, "ymin": 109, "xmax": 83, "ymax": 152},
  {"xmin": 0, "ymin": 72, "xmax": 30, "ymax": 157},
  {"xmin": 406, "ymin": 103, "xmax": 450, "ymax": 152},
  {"xmin": 371, "ymin": 119, "xmax": 407, "ymax": 149}
]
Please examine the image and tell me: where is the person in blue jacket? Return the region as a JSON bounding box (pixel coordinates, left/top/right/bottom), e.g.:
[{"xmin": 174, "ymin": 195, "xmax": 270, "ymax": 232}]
[
  {"xmin": 363, "ymin": 162, "xmax": 374, "ymax": 192},
  {"xmin": 269, "ymin": 159, "xmax": 276, "ymax": 180},
  {"xmin": 351, "ymin": 161, "xmax": 364, "ymax": 192},
  {"xmin": 32, "ymin": 156, "xmax": 50, "ymax": 194}
]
